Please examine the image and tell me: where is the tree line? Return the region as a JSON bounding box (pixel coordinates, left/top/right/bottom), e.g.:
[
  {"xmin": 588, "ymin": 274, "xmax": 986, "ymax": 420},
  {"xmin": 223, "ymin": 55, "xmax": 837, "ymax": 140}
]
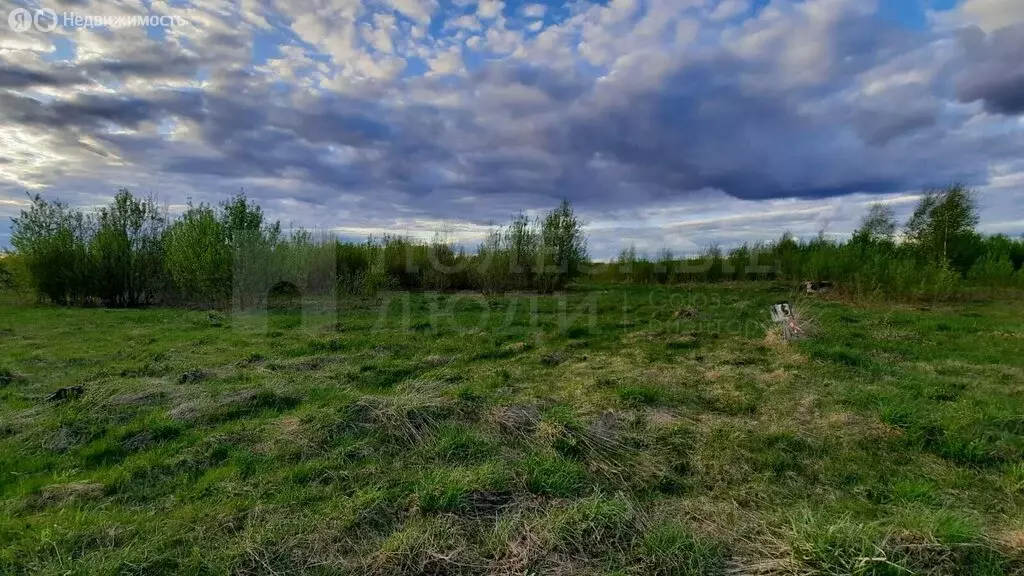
[
  {"xmin": 595, "ymin": 185, "xmax": 1024, "ymax": 298},
  {"xmin": 2, "ymin": 190, "xmax": 588, "ymax": 307},
  {"xmin": 1, "ymin": 184, "xmax": 1022, "ymax": 307}
]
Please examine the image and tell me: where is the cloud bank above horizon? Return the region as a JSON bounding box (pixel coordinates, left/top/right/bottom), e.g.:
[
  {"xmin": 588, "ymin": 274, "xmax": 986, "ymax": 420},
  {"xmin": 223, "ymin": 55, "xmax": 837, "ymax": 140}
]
[{"xmin": 1, "ymin": 0, "xmax": 1022, "ymax": 257}]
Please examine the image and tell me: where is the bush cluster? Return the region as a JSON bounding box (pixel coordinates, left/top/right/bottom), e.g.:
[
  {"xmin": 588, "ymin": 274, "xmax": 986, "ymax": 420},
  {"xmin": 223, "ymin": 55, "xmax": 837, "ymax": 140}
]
[
  {"xmin": 8, "ymin": 192, "xmax": 589, "ymax": 307},
  {"xmin": 5, "ymin": 183, "xmax": 1021, "ymax": 306},
  {"xmin": 595, "ymin": 185, "xmax": 1024, "ymax": 298}
]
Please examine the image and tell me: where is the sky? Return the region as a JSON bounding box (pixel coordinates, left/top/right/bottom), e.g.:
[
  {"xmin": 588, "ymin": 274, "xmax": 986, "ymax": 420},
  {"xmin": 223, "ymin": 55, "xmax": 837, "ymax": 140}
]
[{"xmin": 0, "ymin": 0, "xmax": 1022, "ymax": 258}]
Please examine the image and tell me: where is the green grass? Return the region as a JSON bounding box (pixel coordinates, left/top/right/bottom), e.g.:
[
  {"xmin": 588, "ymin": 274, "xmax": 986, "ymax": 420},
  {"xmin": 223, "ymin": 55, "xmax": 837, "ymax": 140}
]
[{"xmin": 1, "ymin": 284, "xmax": 1023, "ymax": 574}]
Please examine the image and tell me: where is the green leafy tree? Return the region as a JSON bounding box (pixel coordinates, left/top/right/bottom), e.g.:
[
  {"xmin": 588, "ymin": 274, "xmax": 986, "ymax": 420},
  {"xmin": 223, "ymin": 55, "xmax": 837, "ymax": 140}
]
[
  {"xmin": 853, "ymin": 203, "xmax": 897, "ymax": 243},
  {"xmin": 221, "ymin": 193, "xmax": 279, "ymax": 248},
  {"xmin": 905, "ymin": 184, "xmax": 981, "ymax": 273},
  {"xmin": 220, "ymin": 193, "xmax": 281, "ymax": 309},
  {"xmin": 537, "ymin": 199, "xmax": 588, "ymax": 291},
  {"xmin": 505, "ymin": 213, "xmax": 539, "ymax": 290}
]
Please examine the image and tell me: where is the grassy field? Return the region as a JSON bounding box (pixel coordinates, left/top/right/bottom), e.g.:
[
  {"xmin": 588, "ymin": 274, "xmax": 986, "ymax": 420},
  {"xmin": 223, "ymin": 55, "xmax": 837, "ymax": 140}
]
[{"xmin": 1, "ymin": 284, "xmax": 1022, "ymax": 575}]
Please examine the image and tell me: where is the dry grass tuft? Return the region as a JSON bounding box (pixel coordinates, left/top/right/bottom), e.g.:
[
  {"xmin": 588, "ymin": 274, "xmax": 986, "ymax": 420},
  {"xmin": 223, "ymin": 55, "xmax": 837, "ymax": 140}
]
[
  {"xmin": 502, "ymin": 342, "xmax": 531, "ymax": 354},
  {"xmin": 486, "ymin": 519, "xmax": 546, "ymax": 575},
  {"xmin": 997, "ymin": 529, "xmax": 1024, "ymax": 551},
  {"xmin": 647, "ymin": 408, "xmax": 685, "ymax": 428},
  {"xmin": 532, "ymin": 411, "xmax": 638, "ymax": 481},
  {"xmin": 168, "ymin": 400, "xmax": 202, "ymax": 422},
  {"xmin": 487, "ymin": 404, "xmax": 542, "ymax": 441},
  {"xmin": 368, "ymin": 515, "xmax": 474, "ymax": 575},
  {"xmin": 0, "ymin": 368, "xmax": 26, "ymax": 386},
  {"xmin": 756, "ymin": 369, "xmax": 793, "ymax": 385},
  {"xmin": 31, "ymin": 482, "xmax": 105, "ymax": 508},
  {"xmin": 673, "ymin": 307, "xmax": 700, "ymax": 319},
  {"xmin": 346, "ymin": 393, "xmax": 454, "ymax": 443},
  {"xmin": 422, "ymin": 355, "xmax": 455, "ymax": 367},
  {"xmin": 107, "ymin": 389, "xmax": 167, "ymax": 406}
]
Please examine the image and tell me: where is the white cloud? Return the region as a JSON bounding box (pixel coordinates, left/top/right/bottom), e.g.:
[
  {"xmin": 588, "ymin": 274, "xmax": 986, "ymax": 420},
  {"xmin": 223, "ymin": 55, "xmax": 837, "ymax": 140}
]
[
  {"xmin": 383, "ymin": 0, "xmax": 438, "ymax": 24},
  {"xmin": 960, "ymin": 0, "xmax": 1024, "ymax": 32},
  {"xmin": 449, "ymin": 14, "xmax": 482, "ymax": 30},
  {"xmin": 362, "ymin": 20, "xmax": 396, "ymax": 53},
  {"xmin": 723, "ymin": 0, "xmax": 870, "ymax": 89},
  {"xmin": 477, "ymin": 0, "xmax": 504, "ymax": 19},
  {"xmin": 676, "ymin": 18, "xmax": 699, "ymax": 44},
  {"xmin": 709, "ymin": 0, "xmax": 748, "ymax": 21},
  {"xmin": 483, "ymin": 25, "xmax": 523, "ymax": 54},
  {"xmin": 427, "ymin": 47, "xmax": 465, "ymax": 75},
  {"xmin": 598, "ymin": 0, "xmax": 640, "ymax": 26},
  {"xmin": 521, "ymin": 4, "xmax": 546, "ymax": 18}
]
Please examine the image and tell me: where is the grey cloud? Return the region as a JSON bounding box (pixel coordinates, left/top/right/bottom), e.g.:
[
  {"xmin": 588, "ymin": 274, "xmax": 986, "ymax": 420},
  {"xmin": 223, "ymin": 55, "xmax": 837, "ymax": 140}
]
[
  {"xmin": 847, "ymin": 84, "xmax": 943, "ymax": 146},
  {"xmin": 0, "ymin": 91, "xmax": 205, "ymax": 131},
  {"xmin": 850, "ymin": 105, "xmax": 939, "ymax": 146},
  {"xmin": 545, "ymin": 56, "xmax": 901, "ymax": 201},
  {"xmin": 0, "ymin": 65, "xmax": 90, "ymax": 89},
  {"xmin": 91, "ymin": 55, "xmax": 199, "ymax": 79},
  {"xmin": 469, "ymin": 61, "xmax": 589, "ymax": 105},
  {"xmin": 0, "ymin": 55, "xmax": 199, "ymax": 89},
  {"xmin": 956, "ymin": 24, "xmax": 1024, "ymax": 115}
]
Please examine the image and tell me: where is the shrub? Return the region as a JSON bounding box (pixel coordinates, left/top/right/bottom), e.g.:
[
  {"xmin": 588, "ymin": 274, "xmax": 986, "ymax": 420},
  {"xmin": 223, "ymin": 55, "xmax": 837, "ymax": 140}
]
[
  {"xmin": 222, "ymin": 194, "xmax": 281, "ymax": 309},
  {"xmin": 336, "ymin": 240, "xmax": 373, "ymax": 295},
  {"xmin": 968, "ymin": 253, "xmax": 1016, "ymax": 287},
  {"xmin": 8, "ymin": 194, "xmax": 595, "ymax": 304},
  {"xmin": 90, "ymin": 189, "xmax": 167, "ymax": 306},
  {"xmin": 596, "ymin": 184, "xmax": 1011, "ymax": 301},
  {"xmin": 0, "ymin": 255, "xmax": 15, "ymax": 291},
  {"xmin": 10, "ymin": 195, "xmax": 93, "ymax": 304},
  {"xmin": 164, "ymin": 203, "xmax": 231, "ymax": 305}
]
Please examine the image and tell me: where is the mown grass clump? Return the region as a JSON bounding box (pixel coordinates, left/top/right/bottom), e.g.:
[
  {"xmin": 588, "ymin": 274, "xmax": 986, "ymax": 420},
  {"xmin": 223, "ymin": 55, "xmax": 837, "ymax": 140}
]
[
  {"xmin": 415, "ymin": 463, "xmax": 513, "ymax": 514},
  {"xmin": 881, "ymin": 400, "xmax": 1024, "ymax": 467},
  {"xmin": 786, "ymin": 511, "xmax": 1013, "ymax": 576},
  {"xmin": 541, "ymin": 493, "xmax": 637, "ymax": 553},
  {"xmin": 204, "ymin": 389, "xmax": 302, "ymax": 423},
  {"xmin": 523, "ymin": 454, "xmax": 589, "ymax": 497},
  {"xmin": 429, "ymin": 424, "xmax": 498, "ymax": 464},
  {"xmin": 616, "ymin": 384, "xmax": 664, "ymax": 407},
  {"xmin": 637, "ymin": 521, "xmax": 725, "ymax": 575}
]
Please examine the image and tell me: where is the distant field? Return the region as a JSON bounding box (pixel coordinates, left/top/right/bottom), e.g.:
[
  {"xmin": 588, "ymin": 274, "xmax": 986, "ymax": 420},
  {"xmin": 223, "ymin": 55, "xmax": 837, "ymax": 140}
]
[{"xmin": 1, "ymin": 284, "xmax": 1022, "ymax": 575}]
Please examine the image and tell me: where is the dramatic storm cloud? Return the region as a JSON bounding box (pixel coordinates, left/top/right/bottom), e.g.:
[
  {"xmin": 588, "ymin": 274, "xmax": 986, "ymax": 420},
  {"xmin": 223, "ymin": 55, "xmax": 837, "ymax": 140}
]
[{"xmin": 1, "ymin": 0, "xmax": 1022, "ymax": 256}]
